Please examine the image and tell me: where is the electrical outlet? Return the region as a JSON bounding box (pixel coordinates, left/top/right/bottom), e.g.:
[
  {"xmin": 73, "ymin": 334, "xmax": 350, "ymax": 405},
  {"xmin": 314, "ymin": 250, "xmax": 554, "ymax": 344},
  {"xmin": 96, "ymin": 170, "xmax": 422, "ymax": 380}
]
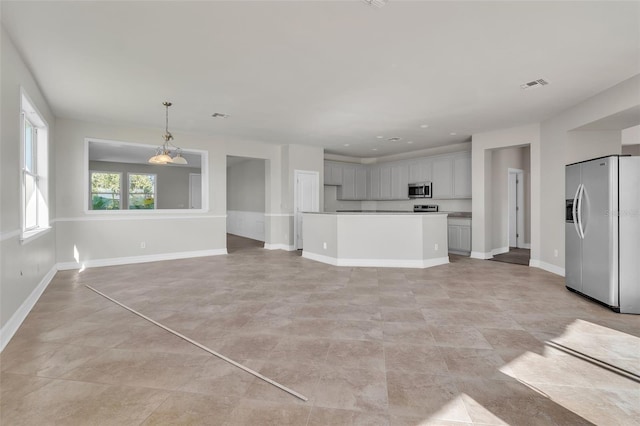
[
  {"xmin": 435, "ymin": 243, "xmax": 439, "ymax": 251},
  {"xmin": 140, "ymin": 242, "xmax": 146, "ymax": 249},
  {"xmin": 323, "ymin": 242, "xmax": 327, "ymax": 250},
  {"xmin": 554, "ymin": 249, "xmax": 558, "ymax": 257}
]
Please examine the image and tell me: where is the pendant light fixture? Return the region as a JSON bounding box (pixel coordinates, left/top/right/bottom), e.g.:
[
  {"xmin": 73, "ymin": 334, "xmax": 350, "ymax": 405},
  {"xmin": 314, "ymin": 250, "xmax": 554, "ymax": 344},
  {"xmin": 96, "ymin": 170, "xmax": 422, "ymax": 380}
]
[{"xmin": 149, "ymin": 102, "xmax": 188, "ymax": 165}]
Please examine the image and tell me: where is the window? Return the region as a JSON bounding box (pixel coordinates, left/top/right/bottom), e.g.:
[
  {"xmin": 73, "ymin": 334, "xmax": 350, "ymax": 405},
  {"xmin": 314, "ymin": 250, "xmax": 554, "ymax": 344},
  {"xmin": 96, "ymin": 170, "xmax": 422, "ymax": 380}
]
[
  {"xmin": 90, "ymin": 172, "xmax": 121, "ymax": 210},
  {"xmin": 128, "ymin": 173, "xmax": 156, "ymax": 209},
  {"xmin": 21, "ymin": 89, "xmax": 49, "ymax": 240}
]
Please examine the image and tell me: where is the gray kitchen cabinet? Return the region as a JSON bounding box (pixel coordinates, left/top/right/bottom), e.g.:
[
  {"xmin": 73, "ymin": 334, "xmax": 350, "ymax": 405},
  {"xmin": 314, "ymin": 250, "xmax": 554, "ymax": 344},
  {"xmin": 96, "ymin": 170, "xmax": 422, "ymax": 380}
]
[
  {"xmin": 448, "ymin": 217, "xmax": 471, "ymax": 255},
  {"xmin": 337, "ymin": 164, "xmax": 368, "ymax": 200},
  {"xmin": 368, "ymin": 166, "xmax": 380, "ymax": 199},
  {"xmin": 379, "ymin": 165, "xmax": 392, "ymax": 199},
  {"xmin": 453, "ymin": 153, "xmax": 472, "ymax": 198},
  {"xmin": 324, "ymin": 161, "xmax": 343, "ymax": 186},
  {"xmin": 391, "ymin": 163, "xmax": 409, "ymax": 199},
  {"xmin": 432, "ymin": 156, "xmax": 454, "ymax": 198},
  {"xmin": 355, "ymin": 166, "xmax": 368, "ymax": 199},
  {"xmin": 408, "ymin": 158, "xmax": 432, "ymax": 184}
]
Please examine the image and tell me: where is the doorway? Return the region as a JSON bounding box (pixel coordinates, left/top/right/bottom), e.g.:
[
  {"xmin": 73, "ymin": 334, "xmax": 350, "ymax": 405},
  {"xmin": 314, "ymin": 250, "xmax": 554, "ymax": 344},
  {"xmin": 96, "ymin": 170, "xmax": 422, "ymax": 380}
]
[
  {"xmin": 294, "ymin": 170, "xmax": 320, "ymax": 250},
  {"xmin": 508, "ymin": 168, "xmax": 525, "ymax": 248}
]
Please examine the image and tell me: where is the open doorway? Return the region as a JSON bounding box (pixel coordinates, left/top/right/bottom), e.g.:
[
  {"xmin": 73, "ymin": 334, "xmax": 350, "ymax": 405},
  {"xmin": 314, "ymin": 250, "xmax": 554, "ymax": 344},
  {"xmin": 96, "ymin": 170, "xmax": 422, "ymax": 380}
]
[
  {"xmin": 508, "ymin": 168, "xmax": 525, "ymax": 248},
  {"xmin": 489, "ymin": 145, "xmax": 531, "ymax": 266},
  {"xmin": 293, "ymin": 170, "xmax": 320, "ymax": 250},
  {"xmin": 226, "ymin": 156, "xmax": 267, "ymax": 253}
]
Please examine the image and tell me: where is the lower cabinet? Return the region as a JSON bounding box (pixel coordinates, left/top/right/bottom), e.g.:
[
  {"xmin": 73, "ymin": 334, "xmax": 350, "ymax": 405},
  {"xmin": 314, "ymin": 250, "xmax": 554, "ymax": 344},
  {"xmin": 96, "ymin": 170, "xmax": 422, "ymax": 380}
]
[{"xmin": 448, "ymin": 218, "xmax": 471, "ymax": 255}]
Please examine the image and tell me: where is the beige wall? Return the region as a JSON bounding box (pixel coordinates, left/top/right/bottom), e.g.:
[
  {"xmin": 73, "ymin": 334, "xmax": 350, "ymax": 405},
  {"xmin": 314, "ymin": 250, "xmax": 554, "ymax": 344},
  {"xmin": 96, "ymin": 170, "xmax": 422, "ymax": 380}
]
[{"xmin": 1, "ymin": 28, "xmax": 57, "ymax": 335}]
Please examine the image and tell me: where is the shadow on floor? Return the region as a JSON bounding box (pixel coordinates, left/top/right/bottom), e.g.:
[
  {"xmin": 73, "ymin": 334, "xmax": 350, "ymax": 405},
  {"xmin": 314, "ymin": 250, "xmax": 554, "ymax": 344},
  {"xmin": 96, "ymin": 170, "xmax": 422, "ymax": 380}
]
[{"xmin": 491, "ymin": 247, "xmax": 530, "ymax": 266}]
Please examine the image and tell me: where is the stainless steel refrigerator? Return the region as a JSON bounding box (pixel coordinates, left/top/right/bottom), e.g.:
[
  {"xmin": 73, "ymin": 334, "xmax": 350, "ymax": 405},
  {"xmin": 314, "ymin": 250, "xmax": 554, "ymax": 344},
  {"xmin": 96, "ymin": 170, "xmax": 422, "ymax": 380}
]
[{"xmin": 565, "ymin": 155, "xmax": 640, "ymax": 314}]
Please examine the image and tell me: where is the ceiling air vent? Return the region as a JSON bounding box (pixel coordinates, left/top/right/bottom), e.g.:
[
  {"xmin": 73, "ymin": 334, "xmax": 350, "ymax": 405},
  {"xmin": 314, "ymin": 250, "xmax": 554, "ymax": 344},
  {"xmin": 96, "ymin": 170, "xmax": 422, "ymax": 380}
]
[
  {"xmin": 520, "ymin": 79, "xmax": 550, "ymax": 90},
  {"xmin": 362, "ymin": 0, "xmax": 388, "ymax": 8}
]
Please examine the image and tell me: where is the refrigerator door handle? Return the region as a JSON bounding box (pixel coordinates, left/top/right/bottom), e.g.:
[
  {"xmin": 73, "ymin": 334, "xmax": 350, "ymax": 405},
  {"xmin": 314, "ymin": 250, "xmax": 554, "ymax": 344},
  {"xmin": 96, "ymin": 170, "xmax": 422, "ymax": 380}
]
[
  {"xmin": 576, "ymin": 184, "xmax": 585, "ymax": 239},
  {"xmin": 572, "ymin": 184, "xmax": 582, "ymax": 239}
]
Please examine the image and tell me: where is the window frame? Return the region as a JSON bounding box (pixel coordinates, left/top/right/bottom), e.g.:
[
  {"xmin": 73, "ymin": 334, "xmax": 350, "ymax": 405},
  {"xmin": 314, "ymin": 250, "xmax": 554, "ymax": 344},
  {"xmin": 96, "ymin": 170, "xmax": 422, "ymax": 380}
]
[
  {"xmin": 89, "ymin": 170, "xmax": 123, "ymax": 210},
  {"xmin": 84, "ymin": 138, "xmax": 209, "ymax": 215},
  {"xmin": 20, "ymin": 88, "xmax": 50, "ymax": 243},
  {"xmin": 127, "ymin": 172, "xmax": 157, "ymax": 210}
]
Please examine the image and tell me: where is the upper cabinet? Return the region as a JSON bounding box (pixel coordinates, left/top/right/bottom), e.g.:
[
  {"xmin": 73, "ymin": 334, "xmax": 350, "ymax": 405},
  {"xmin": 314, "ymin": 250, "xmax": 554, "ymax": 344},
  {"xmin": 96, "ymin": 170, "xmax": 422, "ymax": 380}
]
[
  {"xmin": 432, "ymin": 156, "xmax": 454, "ymax": 199},
  {"xmin": 431, "ymin": 152, "xmax": 472, "ymax": 199},
  {"xmin": 453, "ymin": 153, "xmax": 472, "ymax": 198},
  {"xmin": 324, "ymin": 161, "xmax": 343, "ymax": 186},
  {"xmin": 327, "ymin": 151, "xmax": 471, "ymax": 201},
  {"xmin": 337, "ymin": 163, "xmax": 367, "ymax": 200}
]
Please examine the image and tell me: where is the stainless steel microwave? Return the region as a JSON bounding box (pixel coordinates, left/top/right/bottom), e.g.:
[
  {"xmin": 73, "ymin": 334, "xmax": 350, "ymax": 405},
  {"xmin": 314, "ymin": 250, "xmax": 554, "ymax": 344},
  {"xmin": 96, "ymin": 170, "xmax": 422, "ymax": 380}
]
[{"xmin": 408, "ymin": 182, "xmax": 432, "ymax": 198}]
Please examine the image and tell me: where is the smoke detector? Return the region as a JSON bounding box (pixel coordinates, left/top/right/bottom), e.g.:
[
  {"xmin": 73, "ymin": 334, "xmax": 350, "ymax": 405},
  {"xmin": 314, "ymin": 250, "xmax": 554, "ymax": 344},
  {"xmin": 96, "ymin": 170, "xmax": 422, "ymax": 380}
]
[
  {"xmin": 520, "ymin": 79, "xmax": 550, "ymax": 90},
  {"xmin": 363, "ymin": 0, "xmax": 388, "ymax": 8}
]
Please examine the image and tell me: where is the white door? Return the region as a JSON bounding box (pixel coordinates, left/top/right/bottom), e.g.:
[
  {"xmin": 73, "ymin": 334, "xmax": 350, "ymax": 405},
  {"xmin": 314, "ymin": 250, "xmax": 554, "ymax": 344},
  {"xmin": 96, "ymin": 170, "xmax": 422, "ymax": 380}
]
[
  {"xmin": 294, "ymin": 170, "xmax": 319, "ymax": 250},
  {"xmin": 508, "ymin": 169, "xmax": 524, "ymax": 248},
  {"xmin": 189, "ymin": 173, "xmax": 202, "ymax": 209}
]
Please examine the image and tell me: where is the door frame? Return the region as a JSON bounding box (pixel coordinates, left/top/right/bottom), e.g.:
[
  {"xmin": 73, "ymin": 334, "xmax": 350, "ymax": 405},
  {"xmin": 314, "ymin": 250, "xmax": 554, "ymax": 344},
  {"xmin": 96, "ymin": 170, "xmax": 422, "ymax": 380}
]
[
  {"xmin": 293, "ymin": 170, "xmax": 320, "ymax": 250},
  {"xmin": 507, "ymin": 168, "xmax": 525, "ymax": 249}
]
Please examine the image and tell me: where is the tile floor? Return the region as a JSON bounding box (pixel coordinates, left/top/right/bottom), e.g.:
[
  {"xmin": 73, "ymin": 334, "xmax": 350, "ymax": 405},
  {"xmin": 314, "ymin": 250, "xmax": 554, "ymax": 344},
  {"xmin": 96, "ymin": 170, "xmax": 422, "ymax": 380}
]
[{"xmin": 1, "ymin": 235, "xmax": 639, "ymax": 425}]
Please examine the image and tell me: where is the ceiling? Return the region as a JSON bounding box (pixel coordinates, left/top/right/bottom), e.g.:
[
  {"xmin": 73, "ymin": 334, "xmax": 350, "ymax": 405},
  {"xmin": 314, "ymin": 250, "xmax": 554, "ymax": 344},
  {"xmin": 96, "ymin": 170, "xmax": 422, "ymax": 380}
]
[{"xmin": 2, "ymin": 1, "xmax": 639, "ymax": 158}]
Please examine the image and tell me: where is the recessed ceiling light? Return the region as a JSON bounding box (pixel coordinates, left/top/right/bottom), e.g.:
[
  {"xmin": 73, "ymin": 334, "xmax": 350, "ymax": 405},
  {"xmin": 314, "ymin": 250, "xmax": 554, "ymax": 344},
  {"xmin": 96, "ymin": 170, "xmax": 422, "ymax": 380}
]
[
  {"xmin": 407, "ymin": 141, "xmax": 414, "ymax": 144},
  {"xmin": 420, "ymin": 124, "xmax": 429, "ymax": 128},
  {"xmin": 344, "ymin": 144, "xmax": 350, "ymax": 147},
  {"xmin": 372, "ymin": 148, "xmax": 378, "ymax": 151},
  {"xmin": 376, "ymin": 135, "xmax": 384, "ymax": 139},
  {"xmin": 450, "ymin": 132, "xmax": 457, "ymax": 136},
  {"xmin": 388, "ymin": 137, "xmax": 401, "ymax": 142}
]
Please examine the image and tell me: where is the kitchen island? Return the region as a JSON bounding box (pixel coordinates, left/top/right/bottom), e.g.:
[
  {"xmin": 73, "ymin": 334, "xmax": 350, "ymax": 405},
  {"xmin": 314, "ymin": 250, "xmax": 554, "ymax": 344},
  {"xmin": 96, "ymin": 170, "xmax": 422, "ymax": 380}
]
[{"xmin": 302, "ymin": 212, "xmax": 449, "ymax": 268}]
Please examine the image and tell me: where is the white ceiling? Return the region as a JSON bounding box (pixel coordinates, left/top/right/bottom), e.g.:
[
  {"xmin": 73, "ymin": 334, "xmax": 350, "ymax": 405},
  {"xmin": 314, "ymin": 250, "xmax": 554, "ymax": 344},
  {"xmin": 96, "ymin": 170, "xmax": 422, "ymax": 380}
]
[{"xmin": 2, "ymin": 1, "xmax": 639, "ymax": 158}]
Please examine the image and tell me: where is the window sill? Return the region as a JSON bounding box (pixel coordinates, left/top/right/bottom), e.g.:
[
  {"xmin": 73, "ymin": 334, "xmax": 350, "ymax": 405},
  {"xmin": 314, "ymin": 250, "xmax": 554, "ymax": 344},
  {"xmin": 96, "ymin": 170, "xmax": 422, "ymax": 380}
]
[{"xmin": 20, "ymin": 226, "xmax": 52, "ymax": 245}]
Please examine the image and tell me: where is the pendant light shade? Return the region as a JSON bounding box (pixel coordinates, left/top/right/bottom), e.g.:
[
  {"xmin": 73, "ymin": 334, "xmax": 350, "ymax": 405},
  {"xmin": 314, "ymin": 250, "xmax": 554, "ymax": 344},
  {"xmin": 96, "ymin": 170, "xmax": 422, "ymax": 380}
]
[{"xmin": 148, "ymin": 102, "xmax": 188, "ymax": 165}]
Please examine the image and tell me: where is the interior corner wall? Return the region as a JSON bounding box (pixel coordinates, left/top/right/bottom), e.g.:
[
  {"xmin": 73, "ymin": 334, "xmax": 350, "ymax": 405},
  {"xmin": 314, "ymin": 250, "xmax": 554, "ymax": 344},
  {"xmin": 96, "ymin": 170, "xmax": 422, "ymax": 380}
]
[
  {"xmin": 0, "ymin": 27, "xmax": 57, "ymax": 339},
  {"xmin": 622, "ymin": 144, "xmax": 640, "ymax": 155},
  {"xmin": 471, "ymin": 124, "xmax": 541, "ymax": 260},
  {"xmin": 539, "ymin": 74, "xmax": 640, "ymax": 274}
]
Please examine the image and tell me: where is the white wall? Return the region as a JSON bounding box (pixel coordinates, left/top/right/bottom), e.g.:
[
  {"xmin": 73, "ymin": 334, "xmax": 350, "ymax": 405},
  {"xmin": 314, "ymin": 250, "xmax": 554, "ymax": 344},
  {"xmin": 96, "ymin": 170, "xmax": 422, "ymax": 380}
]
[
  {"xmin": 537, "ymin": 75, "xmax": 638, "ymax": 274},
  {"xmin": 472, "ymin": 74, "xmax": 640, "ymax": 275},
  {"xmin": 227, "ymin": 158, "xmax": 266, "ymax": 241},
  {"xmin": 0, "ymin": 28, "xmax": 57, "ymax": 344}
]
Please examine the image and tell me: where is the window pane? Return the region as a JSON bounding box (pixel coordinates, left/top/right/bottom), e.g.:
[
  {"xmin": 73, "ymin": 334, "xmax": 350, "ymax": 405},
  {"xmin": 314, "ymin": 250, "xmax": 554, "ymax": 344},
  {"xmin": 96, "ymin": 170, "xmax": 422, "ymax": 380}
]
[
  {"xmin": 25, "ymin": 173, "xmax": 37, "ymax": 229},
  {"xmin": 91, "ymin": 172, "xmax": 121, "ymax": 210},
  {"xmin": 25, "ymin": 121, "xmax": 35, "ymax": 173},
  {"xmin": 128, "ymin": 174, "xmax": 155, "ymax": 209}
]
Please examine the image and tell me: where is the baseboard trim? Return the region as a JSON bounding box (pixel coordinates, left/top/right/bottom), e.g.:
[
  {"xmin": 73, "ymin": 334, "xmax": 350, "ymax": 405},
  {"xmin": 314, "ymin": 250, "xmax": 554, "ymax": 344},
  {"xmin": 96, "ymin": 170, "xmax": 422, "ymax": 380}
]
[
  {"xmin": 57, "ymin": 249, "xmax": 227, "ymax": 271},
  {"xmin": 0, "ymin": 265, "xmax": 57, "ymax": 352},
  {"xmin": 491, "ymin": 247, "xmax": 510, "ymax": 256},
  {"xmin": 530, "ymin": 259, "xmax": 565, "ymax": 277},
  {"xmin": 302, "ymin": 251, "xmax": 449, "ymax": 269},
  {"xmin": 470, "ymin": 251, "xmax": 493, "ymax": 260},
  {"xmin": 263, "ymin": 243, "xmax": 296, "ymax": 251}
]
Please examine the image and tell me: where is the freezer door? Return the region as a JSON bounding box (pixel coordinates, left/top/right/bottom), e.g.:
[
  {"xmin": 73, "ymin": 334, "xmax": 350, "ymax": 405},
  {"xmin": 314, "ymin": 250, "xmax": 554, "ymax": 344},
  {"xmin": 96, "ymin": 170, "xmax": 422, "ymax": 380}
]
[
  {"xmin": 619, "ymin": 157, "xmax": 640, "ymax": 314},
  {"xmin": 565, "ymin": 164, "xmax": 582, "ymax": 291},
  {"xmin": 580, "ymin": 157, "xmax": 618, "ymax": 307}
]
